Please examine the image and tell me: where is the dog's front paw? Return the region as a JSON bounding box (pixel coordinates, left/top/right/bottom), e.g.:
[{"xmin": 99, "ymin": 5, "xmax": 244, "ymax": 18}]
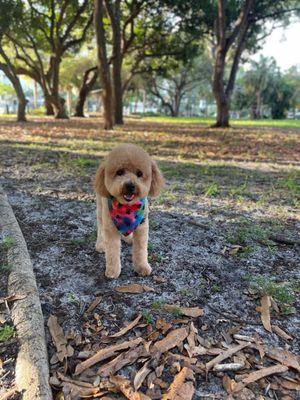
[
  {"xmin": 105, "ymin": 267, "xmax": 121, "ymax": 279},
  {"xmin": 95, "ymin": 240, "xmax": 105, "ymax": 252},
  {"xmin": 134, "ymin": 263, "xmax": 152, "ymax": 277}
]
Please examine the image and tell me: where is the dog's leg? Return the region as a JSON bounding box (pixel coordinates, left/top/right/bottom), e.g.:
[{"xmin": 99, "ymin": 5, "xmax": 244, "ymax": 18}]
[
  {"xmin": 103, "ymin": 226, "xmax": 121, "ymax": 278},
  {"xmin": 132, "ymin": 219, "xmax": 152, "ymax": 276},
  {"xmin": 95, "ymin": 194, "xmax": 105, "ymax": 252}
]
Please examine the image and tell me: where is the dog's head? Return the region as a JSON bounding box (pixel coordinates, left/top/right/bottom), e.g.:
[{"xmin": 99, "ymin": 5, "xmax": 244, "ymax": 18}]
[{"xmin": 94, "ymin": 144, "xmax": 164, "ymax": 204}]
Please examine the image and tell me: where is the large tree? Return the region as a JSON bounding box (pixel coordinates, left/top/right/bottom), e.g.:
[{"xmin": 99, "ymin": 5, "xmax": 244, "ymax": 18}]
[
  {"xmin": 9, "ymin": 0, "xmax": 93, "ymax": 119},
  {"xmin": 146, "ymin": 54, "xmax": 212, "ymax": 117},
  {"xmin": 60, "ymin": 53, "xmax": 98, "ymax": 117},
  {"xmin": 94, "ymin": 0, "xmax": 194, "ymax": 128},
  {"xmin": 0, "ymin": 0, "xmax": 27, "ymax": 122},
  {"xmin": 233, "ymin": 57, "xmax": 295, "ymax": 119},
  {"xmin": 163, "ymin": 0, "xmax": 300, "ymax": 127}
]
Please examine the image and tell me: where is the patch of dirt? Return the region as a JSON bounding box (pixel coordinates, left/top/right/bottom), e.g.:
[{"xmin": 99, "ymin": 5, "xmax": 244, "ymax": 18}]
[{"xmin": 0, "ymin": 117, "xmax": 299, "ymax": 399}]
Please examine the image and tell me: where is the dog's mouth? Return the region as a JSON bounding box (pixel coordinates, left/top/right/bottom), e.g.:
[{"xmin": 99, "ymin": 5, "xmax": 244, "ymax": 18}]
[{"xmin": 123, "ymin": 193, "xmax": 135, "ymax": 202}]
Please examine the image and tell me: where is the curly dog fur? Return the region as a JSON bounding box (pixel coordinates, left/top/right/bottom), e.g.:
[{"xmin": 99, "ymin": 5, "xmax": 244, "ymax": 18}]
[{"xmin": 94, "ymin": 144, "xmax": 164, "ymax": 279}]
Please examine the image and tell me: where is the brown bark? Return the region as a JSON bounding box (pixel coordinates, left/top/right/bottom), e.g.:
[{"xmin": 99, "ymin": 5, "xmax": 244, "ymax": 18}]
[
  {"xmin": 0, "ymin": 48, "xmax": 27, "ymax": 122},
  {"xmin": 212, "ymin": 0, "xmax": 252, "ymax": 128},
  {"xmin": 45, "ymin": 96, "xmax": 55, "ymax": 115},
  {"xmin": 74, "ymin": 66, "xmax": 98, "ymax": 117},
  {"xmin": 94, "ymin": 0, "xmax": 114, "ymax": 129},
  {"xmin": 105, "ymin": 0, "xmax": 123, "ymax": 124}
]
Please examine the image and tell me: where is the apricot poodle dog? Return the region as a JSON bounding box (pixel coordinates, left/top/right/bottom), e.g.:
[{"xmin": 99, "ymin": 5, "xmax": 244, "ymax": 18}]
[{"xmin": 94, "ymin": 144, "xmax": 164, "ymax": 279}]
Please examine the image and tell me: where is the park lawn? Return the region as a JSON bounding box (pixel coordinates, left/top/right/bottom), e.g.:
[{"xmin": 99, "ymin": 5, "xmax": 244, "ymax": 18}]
[
  {"xmin": 143, "ymin": 115, "xmax": 300, "ymax": 129},
  {"xmin": 0, "ymin": 116, "xmax": 299, "ymax": 398}
]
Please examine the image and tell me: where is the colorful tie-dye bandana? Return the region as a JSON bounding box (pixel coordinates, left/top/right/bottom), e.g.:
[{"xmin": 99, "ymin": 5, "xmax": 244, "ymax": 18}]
[{"xmin": 108, "ymin": 197, "xmax": 147, "ymax": 236}]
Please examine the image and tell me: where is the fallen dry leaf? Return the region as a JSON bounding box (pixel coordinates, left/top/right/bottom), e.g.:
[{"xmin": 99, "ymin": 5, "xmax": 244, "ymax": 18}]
[
  {"xmin": 85, "ymin": 296, "xmax": 102, "ymax": 314},
  {"xmin": 47, "ymin": 315, "xmax": 68, "ymax": 362},
  {"xmin": 253, "ymin": 334, "xmax": 265, "ymax": 359},
  {"xmin": 134, "ymin": 361, "xmax": 151, "ymax": 390},
  {"xmin": 162, "ymin": 304, "xmax": 204, "ymax": 318},
  {"xmin": 110, "ymin": 314, "xmax": 142, "ymax": 338},
  {"xmin": 151, "ymin": 328, "xmax": 188, "ymax": 356},
  {"xmin": 74, "ymin": 337, "xmax": 143, "ymax": 375},
  {"xmin": 57, "ymin": 372, "xmax": 102, "ymax": 398},
  {"xmin": 153, "ymin": 275, "xmax": 167, "ymax": 283},
  {"xmin": 162, "ymin": 367, "xmax": 194, "ymax": 400},
  {"xmin": 259, "ymin": 295, "xmax": 272, "ymax": 332},
  {"xmin": 279, "ymin": 378, "xmax": 300, "ymax": 391},
  {"xmin": 222, "ymin": 375, "xmax": 237, "ymax": 394},
  {"xmin": 205, "ymin": 342, "xmax": 250, "ymax": 371},
  {"xmin": 233, "ymin": 364, "xmax": 288, "ymax": 393},
  {"xmin": 115, "ymin": 284, "xmax": 154, "ymax": 294},
  {"xmin": 272, "ymin": 325, "xmax": 293, "ymax": 341},
  {"xmin": 0, "ymin": 294, "xmax": 27, "ymax": 304},
  {"xmin": 229, "ymin": 245, "xmax": 243, "ymax": 255},
  {"xmin": 156, "ymin": 319, "xmax": 172, "ymax": 334},
  {"xmin": 110, "ymin": 375, "xmax": 151, "ymax": 400},
  {"xmin": 265, "ymin": 347, "xmax": 300, "ymax": 372},
  {"xmin": 98, "ymin": 344, "xmax": 147, "ymax": 377}
]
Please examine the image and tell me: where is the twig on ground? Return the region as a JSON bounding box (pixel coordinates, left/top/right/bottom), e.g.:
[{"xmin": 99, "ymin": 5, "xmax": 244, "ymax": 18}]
[{"xmin": 268, "ymin": 234, "xmax": 300, "ymax": 246}]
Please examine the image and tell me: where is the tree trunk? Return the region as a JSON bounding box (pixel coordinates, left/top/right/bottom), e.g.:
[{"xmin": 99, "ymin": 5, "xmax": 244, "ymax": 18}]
[
  {"xmin": 0, "ymin": 48, "xmax": 27, "ymax": 122},
  {"xmin": 74, "ymin": 67, "xmax": 98, "ymax": 117},
  {"xmin": 94, "ymin": 0, "xmax": 114, "ymax": 129},
  {"xmin": 113, "ymin": 61, "xmax": 123, "ymax": 124},
  {"xmin": 106, "ymin": 0, "xmax": 123, "ymax": 125},
  {"xmin": 45, "ymin": 96, "xmax": 55, "ymax": 115},
  {"xmin": 215, "ymin": 95, "xmax": 230, "ymax": 127},
  {"xmin": 17, "ymin": 97, "xmax": 27, "ymax": 122},
  {"xmin": 48, "ymin": 51, "xmax": 69, "ymax": 119},
  {"xmin": 212, "ymin": 49, "xmax": 230, "ymax": 127},
  {"xmin": 52, "ymin": 96, "xmax": 69, "ymax": 119}
]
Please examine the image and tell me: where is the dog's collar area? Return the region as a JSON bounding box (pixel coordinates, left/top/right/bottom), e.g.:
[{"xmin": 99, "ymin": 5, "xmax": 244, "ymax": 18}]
[{"xmin": 108, "ymin": 197, "xmax": 147, "ymax": 236}]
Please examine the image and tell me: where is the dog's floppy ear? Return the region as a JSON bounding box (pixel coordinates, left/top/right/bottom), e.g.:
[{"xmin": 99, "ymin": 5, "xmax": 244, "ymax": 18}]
[
  {"xmin": 94, "ymin": 162, "xmax": 110, "ymax": 197},
  {"xmin": 149, "ymin": 160, "xmax": 164, "ymax": 197}
]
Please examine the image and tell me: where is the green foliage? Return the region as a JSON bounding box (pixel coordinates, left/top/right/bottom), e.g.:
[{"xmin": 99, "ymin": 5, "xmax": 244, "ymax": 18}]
[
  {"xmin": 1, "ymin": 236, "xmax": 15, "ymax": 250},
  {"xmin": 151, "ymin": 300, "xmax": 165, "ymax": 310},
  {"xmin": 233, "ymin": 56, "xmax": 295, "ymax": 119},
  {"xmin": 142, "ymin": 310, "xmax": 153, "ymax": 324},
  {"xmin": 0, "ymin": 0, "xmax": 23, "ymax": 35},
  {"xmin": 227, "ymin": 219, "xmax": 271, "ymax": 246},
  {"xmin": 0, "ymin": 324, "xmax": 14, "ymax": 342},
  {"xmin": 279, "ymin": 172, "xmax": 300, "ymax": 196},
  {"xmin": 204, "ymin": 183, "xmax": 219, "ymax": 197},
  {"xmin": 245, "ymin": 274, "xmax": 295, "ymax": 309},
  {"xmin": 0, "ymin": 263, "xmax": 13, "ymax": 272},
  {"xmin": 0, "ymin": 82, "xmax": 15, "ymax": 97}
]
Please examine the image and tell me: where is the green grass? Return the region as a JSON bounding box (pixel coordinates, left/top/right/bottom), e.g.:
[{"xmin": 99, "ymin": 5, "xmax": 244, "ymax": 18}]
[
  {"xmin": 244, "ymin": 274, "xmax": 296, "ymax": 315},
  {"xmin": 143, "ymin": 116, "xmax": 300, "ymax": 129},
  {"xmin": 0, "ymin": 263, "xmax": 13, "ymax": 273},
  {"xmin": 227, "ymin": 219, "xmax": 270, "ymax": 246},
  {"xmin": 1, "ymin": 236, "xmax": 15, "ymax": 250},
  {"xmin": 142, "ymin": 310, "xmax": 153, "ymax": 324},
  {"xmin": 0, "ymin": 325, "xmax": 14, "ymax": 342},
  {"xmin": 204, "ymin": 183, "xmax": 219, "ymax": 197}
]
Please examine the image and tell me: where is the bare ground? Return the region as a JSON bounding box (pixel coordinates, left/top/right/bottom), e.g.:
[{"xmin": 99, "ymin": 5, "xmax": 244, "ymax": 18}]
[{"xmin": 0, "ymin": 117, "xmax": 299, "ymax": 399}]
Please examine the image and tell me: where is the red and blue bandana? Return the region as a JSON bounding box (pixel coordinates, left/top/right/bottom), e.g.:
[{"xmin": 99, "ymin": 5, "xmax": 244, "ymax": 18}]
[{"xmin": 108, "ymin": 197, "xmax": 147, "ymax": 236}]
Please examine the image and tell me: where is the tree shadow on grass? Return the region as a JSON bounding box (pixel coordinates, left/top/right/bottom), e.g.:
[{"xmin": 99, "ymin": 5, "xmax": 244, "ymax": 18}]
[{"xmin": 1, "ymin": 117, "xmax": 299, "ymax": 164}]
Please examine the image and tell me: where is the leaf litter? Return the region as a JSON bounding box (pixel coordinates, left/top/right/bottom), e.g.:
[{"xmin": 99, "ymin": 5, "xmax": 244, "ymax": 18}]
[{"xmin": 48, "ymin": 305, "xmax": 300, "ymax": 400}]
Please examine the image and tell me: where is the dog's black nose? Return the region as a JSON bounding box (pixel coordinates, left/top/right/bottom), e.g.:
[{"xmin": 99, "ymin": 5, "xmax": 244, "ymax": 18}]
[{"xmin": 124, "ymin": 181, "xmax": 135, "ymax": 194}]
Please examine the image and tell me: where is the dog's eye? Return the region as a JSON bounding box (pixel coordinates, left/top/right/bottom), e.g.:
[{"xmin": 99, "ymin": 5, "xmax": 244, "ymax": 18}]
[
  {"xmin": 116, "ymin": 169, "xmax": 125, "ymax": 176},
  {"xmin": 136, "ymin": 170, "xmax": 143, "ymax": 178}
]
